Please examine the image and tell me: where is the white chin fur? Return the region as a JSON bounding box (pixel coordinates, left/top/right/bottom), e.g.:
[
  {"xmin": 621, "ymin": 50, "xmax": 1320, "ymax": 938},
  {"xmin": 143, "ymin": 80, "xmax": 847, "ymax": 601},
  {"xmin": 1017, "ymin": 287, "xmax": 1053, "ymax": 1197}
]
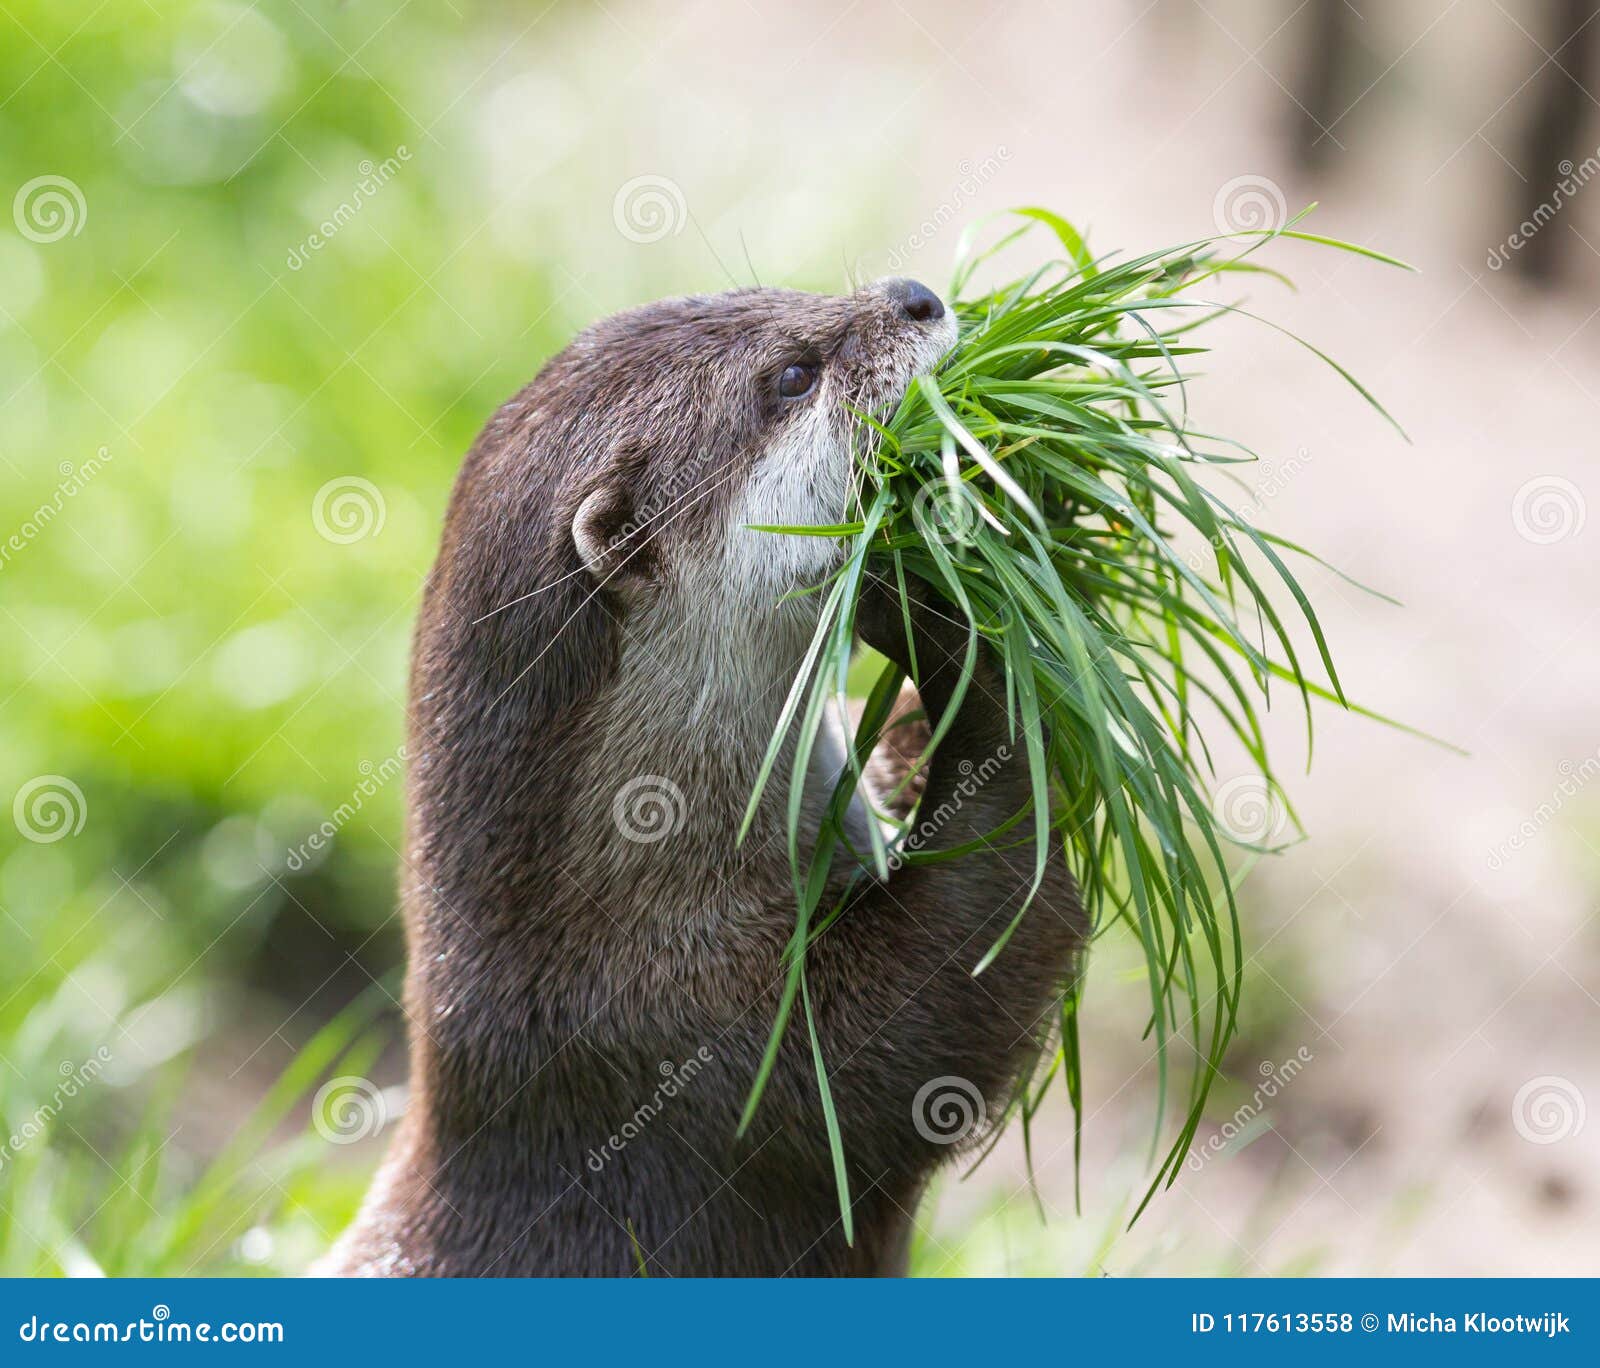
[
  {"xmin": 725, "ymin": 311, "xmax": 959, "ymax": 600},
  {"xmin": 724, "ymin": 403, "xmax": 846, "ymax": 598}
]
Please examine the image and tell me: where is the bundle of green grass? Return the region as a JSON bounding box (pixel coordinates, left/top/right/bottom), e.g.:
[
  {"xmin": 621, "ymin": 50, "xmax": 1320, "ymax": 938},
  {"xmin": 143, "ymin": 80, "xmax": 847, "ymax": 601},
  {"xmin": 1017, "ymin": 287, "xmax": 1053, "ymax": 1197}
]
[{"xmin": 742, "ymin": 207, "xmax": 1412, "ymax": 1225}]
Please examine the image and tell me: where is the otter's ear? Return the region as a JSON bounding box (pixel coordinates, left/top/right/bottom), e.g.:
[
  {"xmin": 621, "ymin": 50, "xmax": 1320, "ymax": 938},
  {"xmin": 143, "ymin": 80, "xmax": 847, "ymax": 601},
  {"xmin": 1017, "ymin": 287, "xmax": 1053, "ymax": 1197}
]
[{"xmin": 572, "ymin": 441, "xmax": 659, "ymax": 585}]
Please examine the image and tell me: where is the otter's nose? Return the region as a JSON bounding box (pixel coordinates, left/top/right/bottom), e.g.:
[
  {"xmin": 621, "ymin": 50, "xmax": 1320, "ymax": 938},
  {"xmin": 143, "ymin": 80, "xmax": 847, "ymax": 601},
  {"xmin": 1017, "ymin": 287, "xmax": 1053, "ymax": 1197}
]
[{"xmin": 885, "ymin": 278, "xmax": 945, "ymax": 324}]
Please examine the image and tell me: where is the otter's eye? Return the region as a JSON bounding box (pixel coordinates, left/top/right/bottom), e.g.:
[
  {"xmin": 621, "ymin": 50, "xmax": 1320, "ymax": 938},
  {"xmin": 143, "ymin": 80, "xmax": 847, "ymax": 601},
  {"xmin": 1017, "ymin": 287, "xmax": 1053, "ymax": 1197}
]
[{"xmin": 778, "ymin": 361, "xmax": 817, "ymax": 399}]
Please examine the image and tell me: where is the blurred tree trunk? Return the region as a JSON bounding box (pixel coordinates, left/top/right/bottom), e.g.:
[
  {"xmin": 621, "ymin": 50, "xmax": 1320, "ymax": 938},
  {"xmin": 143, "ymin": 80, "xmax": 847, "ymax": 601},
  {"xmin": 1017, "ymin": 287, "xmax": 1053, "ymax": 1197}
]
[
  {"xmin": 1514, "ymin": 0, "xmax": 1599, "ymax": 285},
  {"xmin": 1289, "ymin": 0, "xmax": 1357, "ymax": 175}
]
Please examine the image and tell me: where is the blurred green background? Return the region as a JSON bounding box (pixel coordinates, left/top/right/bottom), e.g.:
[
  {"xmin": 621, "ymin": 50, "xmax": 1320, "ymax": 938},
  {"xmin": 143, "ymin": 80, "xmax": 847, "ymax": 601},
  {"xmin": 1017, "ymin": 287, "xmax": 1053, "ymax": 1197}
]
[
  {"xmin": 3, "ymin": 0, "xmax": 1597, "ymax": 1277},
  {"xmin": 0, "ymin": 0, "xmax": 932, "ymax": 1274}
]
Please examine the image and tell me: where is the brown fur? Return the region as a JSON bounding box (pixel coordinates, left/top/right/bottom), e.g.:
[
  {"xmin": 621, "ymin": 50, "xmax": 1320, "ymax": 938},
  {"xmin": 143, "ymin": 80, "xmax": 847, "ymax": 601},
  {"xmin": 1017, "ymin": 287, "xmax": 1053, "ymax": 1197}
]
[{"xmin": 324, "ymin": 283, "xmax": 1084, "ymax": 1277}]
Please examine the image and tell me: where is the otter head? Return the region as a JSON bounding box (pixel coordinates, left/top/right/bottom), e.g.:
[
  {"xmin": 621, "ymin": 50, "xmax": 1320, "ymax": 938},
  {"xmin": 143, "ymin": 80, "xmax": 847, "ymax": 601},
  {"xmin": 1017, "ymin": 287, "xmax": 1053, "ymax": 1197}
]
[
  {"xmin": 561, "ymin": 278, "xmax": 957, "ymax": 610},
  {"xmin": 423, "ymin": 279, "xmax": 956, "ymax": 742}
]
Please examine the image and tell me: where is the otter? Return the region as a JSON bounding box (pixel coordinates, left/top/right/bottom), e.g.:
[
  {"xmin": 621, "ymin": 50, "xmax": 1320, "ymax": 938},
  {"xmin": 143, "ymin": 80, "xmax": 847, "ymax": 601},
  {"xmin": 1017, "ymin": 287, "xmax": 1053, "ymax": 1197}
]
[{"xmin": 323, "ymin": 277, "xmax": 1084, "ymax": 1277}]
